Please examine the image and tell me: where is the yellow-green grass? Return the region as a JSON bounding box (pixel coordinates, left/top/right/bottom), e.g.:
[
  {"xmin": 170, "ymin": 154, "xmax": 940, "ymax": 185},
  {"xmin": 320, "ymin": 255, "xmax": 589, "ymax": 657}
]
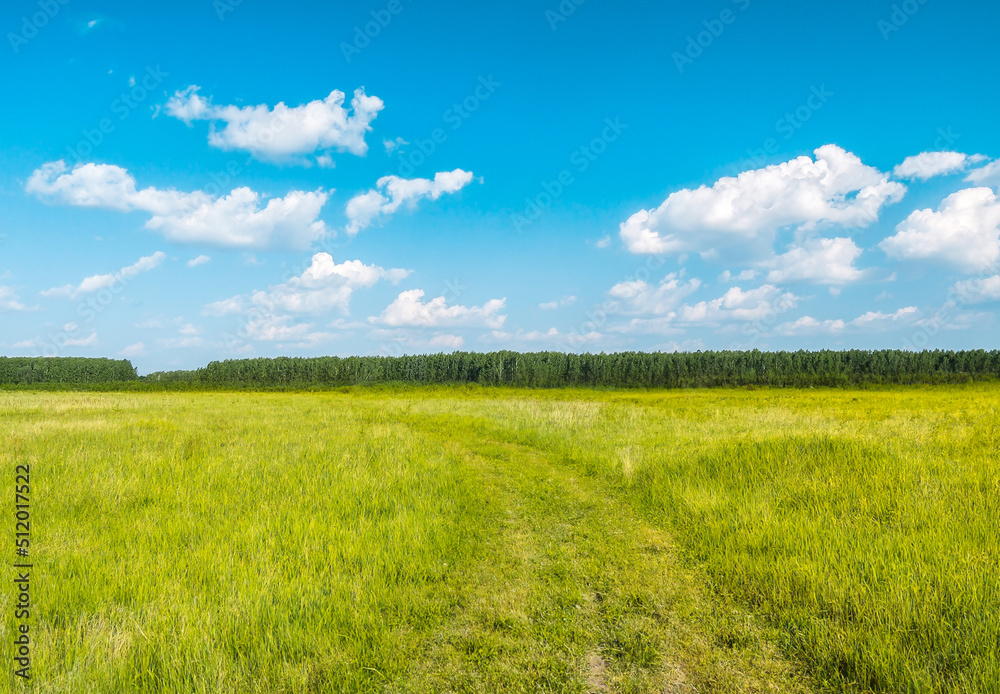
[{"xmin": 2, "ymin": 386, "xmax": 998, "ymax": 693}]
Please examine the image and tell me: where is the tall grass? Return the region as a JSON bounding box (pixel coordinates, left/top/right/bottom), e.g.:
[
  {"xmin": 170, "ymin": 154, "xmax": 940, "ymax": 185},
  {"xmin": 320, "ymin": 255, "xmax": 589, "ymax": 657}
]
[
  {"xmin": 3, "ymin": 386, "xmax": 997, "ymax": 692},
  {"xmin": 452, "ymin": 385, "xmax": 1000, "ymax": 692}
]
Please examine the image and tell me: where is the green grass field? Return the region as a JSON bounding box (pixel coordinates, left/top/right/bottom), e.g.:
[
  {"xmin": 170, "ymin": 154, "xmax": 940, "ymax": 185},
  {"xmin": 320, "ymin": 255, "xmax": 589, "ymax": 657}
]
[{"xmin": 3, "ymin": 386, "xmax": 998, "ymax": 693}]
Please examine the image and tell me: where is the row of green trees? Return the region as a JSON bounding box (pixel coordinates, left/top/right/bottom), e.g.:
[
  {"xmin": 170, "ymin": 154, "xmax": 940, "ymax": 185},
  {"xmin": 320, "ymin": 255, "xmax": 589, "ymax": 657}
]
[
  {"xmin": 6, "ymin": 351, "xmax": 1000, "ymax": 389},
  {"xmin": 0, "ymin": 358, "xmax": 138, "ymax": 384},
  {"xmin": 194, "ymin": 350, "xmax": 1000, "ymax": 388}
]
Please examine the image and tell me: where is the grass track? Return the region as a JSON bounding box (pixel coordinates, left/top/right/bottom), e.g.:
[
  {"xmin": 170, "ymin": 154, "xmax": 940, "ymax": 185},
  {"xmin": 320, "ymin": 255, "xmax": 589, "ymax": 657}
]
[{"xmin": 3, "ymin": 386, "xmax": 999, "ymax": 692}]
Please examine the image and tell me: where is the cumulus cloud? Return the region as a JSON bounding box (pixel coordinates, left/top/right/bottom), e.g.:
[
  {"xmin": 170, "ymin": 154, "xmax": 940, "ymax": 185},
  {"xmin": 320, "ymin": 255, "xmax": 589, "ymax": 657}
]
[
  {"xmin": 165, "ymin": 86, "xmax": 383, "ymax": 165},
  {"xmin": 204, "ymin": 252, "xmax": 410, "ymax": 317},
  {"xmin": 765, "ymin": 237, "xmax": 865, "ymax": 285},
  {"xmin": 966, "ymin": 160, "xmax": 1000, "ymax": 185},
  {"xmin": 187, "ymin": 255, "xmax": 211, "ymax": 268},
  {"xmin": 619, "ymin": 145, "xmax": 905, "ymax": 255},
  {"xmin": 27, "ymin": 161, "xmax": 329, "ymax": 250},
  {"xmin": 608, "ymin": 274, "xmax": 702, "ymax": 315},
  {"xmin": 852, "ymin": 307, "xmax": 920, "ymax": 328},
  {"xmin": 371, "ymin": 289, "xmax": 506, "ymax": 329},
  {"xmin": 41, "ymin": 252, "xmax": 166, "ymax": 300},
  {"xmin": 775, "ymin": 307, "xmax": 919, "ymax": 336},
  {"xmin": 344, "ymin": 170, "xmax": 476, "ymax": 235},
  {"xmin": 892, "ymin": 151, "xmax": 986, "ymax": 180},
  {"xmin": 952, "ymin": 275, "xmax": 1000, "ymax": 303},
  {"xmin": 678, "ymin": 285, "xmax": 799, "ymax": 325},
  {"xmin": 879, "ymin": 187, "xmax": 1000, "ymax": 273},
  {"xmin": 0, "ymin": 286, "xmax": 26, "ymax": 311}
]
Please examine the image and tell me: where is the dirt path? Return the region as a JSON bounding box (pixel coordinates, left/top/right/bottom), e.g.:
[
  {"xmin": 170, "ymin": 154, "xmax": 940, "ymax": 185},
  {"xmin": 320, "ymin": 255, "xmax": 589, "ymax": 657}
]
[{"xmin": 395, "ymin": 411, "xmax": 811, "ymax": 693}]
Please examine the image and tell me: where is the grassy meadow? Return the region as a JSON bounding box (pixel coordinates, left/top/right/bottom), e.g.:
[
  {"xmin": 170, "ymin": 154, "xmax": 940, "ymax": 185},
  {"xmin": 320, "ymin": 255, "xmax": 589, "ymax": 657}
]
[{"xmin": 2, "ymin": 385, "xmax": 999, "ymax": 693}]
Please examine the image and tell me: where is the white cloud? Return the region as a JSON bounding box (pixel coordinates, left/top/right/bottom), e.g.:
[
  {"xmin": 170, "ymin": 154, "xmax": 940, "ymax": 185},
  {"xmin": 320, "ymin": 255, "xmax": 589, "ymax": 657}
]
[
  {"xmin": 204, "ymin": 252, "xmax": 410, "ymax": 317},
  {"xmin": 28, "ymin": 161, "xmax": 329, "ymax": 250},
  {"xmin": 619, "ymin": 145, "xmax": 905, "ymax": 255},
  {"xmin": 952, "ymin": 275, "xmax": 1000, "ymax": 303},
  {"xmin": 344, "ymin": 170, "xmax": 476, "ymax": 235},
  {"xmin": 187, "ymin": 255, "xmax": 211, "ymax": 267},
  {"xmin": 608, "ymin": 274, "xmax": 702, "ymax": 315},
  {"xmin": 966, "ymin": 160, "xmax": 1000, "ymax": 185},
  {"xmin": 595, "ymin": 235, "xmax": 612, "ymax": 249},
  {"xmin": 0, "ymin": 286, "xmax": 26, "ymax": 311},
  {"xmin": 678, "ymin": 285, "xmax": 798, "ymax": 324},
  {"xmin": 42, "ymin": 252, "xmax": 166, "ymax": 300},
  {"xmin": 539, "ymin": 296, "xmax": 577, "ymax": 310},
  {"xmin": 383, "ymin": 137, "xmax": 408, "ymax": 154},
  {"xmin": 371, "ymin": 289, "xmax": 506, "ymax": 329},
  {"xmin": 852, "ymin": 306, "xmax": 920, "ymax": 328},
  {"xmin": 879, "ymin": 187, "xmax": 1000, "ymax": 273},
  {"xmin": 765, "ymin": 237, "xmax": 865, "ymax": 285},
  {"xmin": 775, "ymin": 307, "xmax": 919, "ymax": 336},
  {"xmin": 120, "ymin": 342, "xmax": 146, "ymax": 357},
  {"xmin": 775, "ymin": 316, "xmax": 848, "ymax": 336},
  {"xmin": 165, "ymin": 86, "xmax": 384, "ymax": 165},
  {"xmin": 892, "ymin": 151, "xmax": 985, "ymax": 180}
]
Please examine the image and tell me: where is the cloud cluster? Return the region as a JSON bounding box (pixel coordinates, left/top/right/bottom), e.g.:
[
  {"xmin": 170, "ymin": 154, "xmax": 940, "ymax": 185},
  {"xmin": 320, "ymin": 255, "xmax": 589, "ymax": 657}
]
[
  {"xmin": 879, "ymin": 187, "xmax": 1000, "ymax": 273},
  {"xmin": 370, "ymin": 289, "xmax": 506, "ymax": 328},
  {"xmin": 776, "ymin": 307, "xmax": 919, "ymax": 335},
  {"xmin": 765, "ymin": 237, "xmax": 865, "ymax": 285},
  {"xmin": 42, "ymin": 252, "xmax": 166, "ymax": 300},
  {"xmin": 607, "ymin": 274, "xmax": 702, "ymax": 315},
  {"xmin": 0, "ymin": 286, "xmax": 26, "ymax": 311},
  {"xmin": 166, "ymin": 86, "xmax": 384, "ymax": 165},
  {"xmin": 205, "ymin": 252, "xmax": 409, "ymax": 317},
  {"xmin": 953, "ymin": 275, "xmax": 1000, "ymax": 303},
  {"xmin": 27, "ymin": 161, "xmax": 329, "ymax": 250},
  {"xmin": 892, "ymin": 151, "xmax": 986, "ymax": 180},
  {"xmin": 344, "ymin": 170, "xmax": 476, "ymax": 235},
  {"xmin": 619, "ymin": 145, "xmax": 905, "ymax": 255}
]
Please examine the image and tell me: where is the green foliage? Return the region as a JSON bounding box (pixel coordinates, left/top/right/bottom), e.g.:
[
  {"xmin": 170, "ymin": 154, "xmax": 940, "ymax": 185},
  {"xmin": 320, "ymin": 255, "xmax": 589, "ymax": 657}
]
[
  {"xmin": 193, "ymin": 349, "xmax": 1000, "ymax": 389},
  {"xmin": 0, "ymin": 357, "xmax": 137, "ymax": 385}
]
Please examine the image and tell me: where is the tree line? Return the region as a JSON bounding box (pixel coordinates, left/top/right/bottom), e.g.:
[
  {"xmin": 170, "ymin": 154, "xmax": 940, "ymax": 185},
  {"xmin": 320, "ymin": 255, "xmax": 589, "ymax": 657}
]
[
  {"xmin": 192, "ymin": 350, "xmax": 1000, "ymax": 389},
  {"xmin": 4, "ymin": 351, "xmax": 1000, "ymax": 389},
  {"xmin": 0, "ymin": 358, "xmax": 138, "ymax": 385}
]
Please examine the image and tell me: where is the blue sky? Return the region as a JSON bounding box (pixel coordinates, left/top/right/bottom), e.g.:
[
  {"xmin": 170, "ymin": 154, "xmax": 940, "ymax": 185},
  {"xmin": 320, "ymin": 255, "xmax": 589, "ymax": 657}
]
[{"xmin": 2, "ymin": 0, "xmax": 999, "ymax": 373}]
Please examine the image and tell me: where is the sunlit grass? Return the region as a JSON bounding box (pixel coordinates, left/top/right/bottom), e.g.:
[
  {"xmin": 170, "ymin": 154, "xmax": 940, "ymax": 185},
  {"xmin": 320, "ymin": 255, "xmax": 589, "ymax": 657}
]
[{"xmin": 3, "ymin": 385, "xmax": 997, "ymax": 692}]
